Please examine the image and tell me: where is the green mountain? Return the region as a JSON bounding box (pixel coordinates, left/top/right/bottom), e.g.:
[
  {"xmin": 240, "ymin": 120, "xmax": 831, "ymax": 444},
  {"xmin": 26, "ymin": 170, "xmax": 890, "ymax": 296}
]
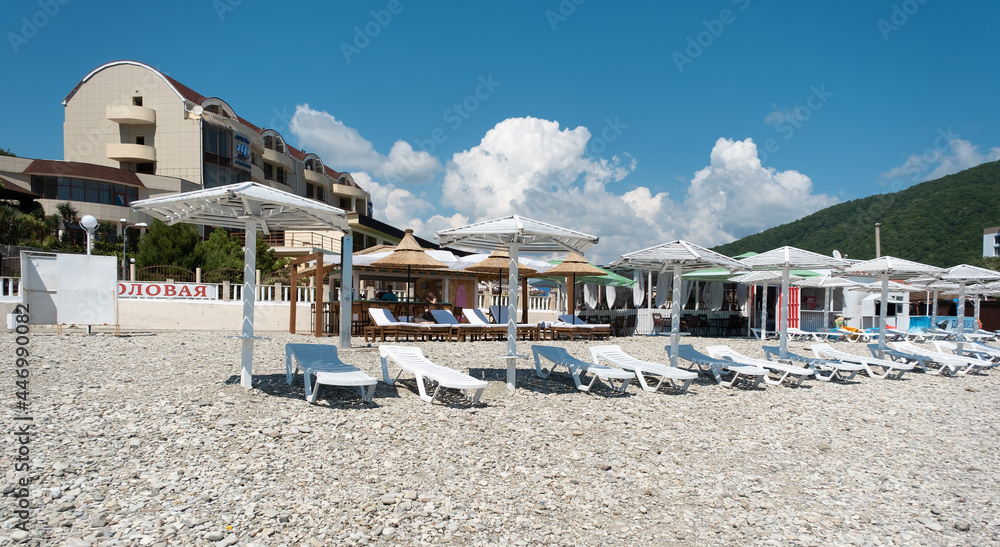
[{"xmin": 712, "ymin": 160, "xmax": 1000, "ymax": 267}]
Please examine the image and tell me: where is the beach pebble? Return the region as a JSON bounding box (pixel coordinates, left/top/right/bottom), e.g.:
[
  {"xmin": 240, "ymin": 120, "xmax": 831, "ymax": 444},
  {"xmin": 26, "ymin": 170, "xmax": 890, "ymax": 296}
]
[{"xmin": 11, "ymin": 329, "xmax": 1000, "ymax": 546}]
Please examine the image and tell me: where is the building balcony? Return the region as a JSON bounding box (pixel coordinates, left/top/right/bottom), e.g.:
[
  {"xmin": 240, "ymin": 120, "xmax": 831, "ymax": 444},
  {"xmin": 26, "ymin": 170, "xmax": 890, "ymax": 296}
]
[
  {"xmin": 331, "ymin": 183, "xmax": 369, "ymax": 201},
  {"xmin": 106, "ymin": 104, "xmax": 156, "ymax": 125},
  {"xmin": 107, "ymin": 143, "xmax": 156, "ymax": 163},
  {"xmin": 251, "ymin": 164, "xmax": 265, "ymax": 183},
  {"xmin": 303, "ymin": 168, "xmax": 334, "ymax": 185},
  {"xmin": 262, "ymin": 148, "xmax": 293, "ymax": 171}
]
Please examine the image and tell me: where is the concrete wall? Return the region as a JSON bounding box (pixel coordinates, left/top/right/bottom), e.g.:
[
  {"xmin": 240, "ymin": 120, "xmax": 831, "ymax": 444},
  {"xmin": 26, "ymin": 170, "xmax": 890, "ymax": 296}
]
[{"xmin": 118, "ymin": 300, "xmax": 313, "ymax": 332}]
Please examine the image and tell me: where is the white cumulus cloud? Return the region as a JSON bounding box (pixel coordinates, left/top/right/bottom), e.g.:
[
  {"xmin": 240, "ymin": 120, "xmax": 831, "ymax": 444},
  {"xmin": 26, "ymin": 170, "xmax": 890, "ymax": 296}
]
[
  {"xmin": 353, "ymin": 172, "xmax": 468, "ymax": 237},
  {"xmin": 289, "ymin": 109, "xmax": 839, "ymax": 263},
  {"xmin": 439, "ymin": 119, "xmax": 836, "ymax": 263},
  {"xmin": 881, "ymin": 137, "xmax": 1000, "ymax": 188},
  {"xmin": 288, "ymin": 104, "xmax": 442, "ymax": 183}
]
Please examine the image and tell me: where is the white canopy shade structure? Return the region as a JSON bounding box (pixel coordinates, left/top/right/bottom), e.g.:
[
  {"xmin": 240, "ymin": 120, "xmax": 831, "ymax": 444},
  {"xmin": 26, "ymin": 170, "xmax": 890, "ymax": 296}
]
[
  {"xmin": 793, "ymin": 274, "xmax": 863, "ymax": 333},
  {"xmin": 740, "ymin": 247, "xmax": 849, "ymax": 358},
  {"xmin": 131, "ymin": 182, "xmax": 351, "ymax": 389},
  {"xmin": 941, "ymin": 264, "xmax": 1000, "ymax": 352},
  {"xmin": 909, "ymin": 277, "xmax": 960, "ymax": 327},
  {"xmin": 846, "ymin": 256, "xmax": 945, "ymax": 353},
  {"xmin": 730, "ymin": 270, "xmax": 802, "ymax": 339},
  {"xmin": 436, "ymin": 215, "xmax": 599, "ymax": 391},
  {"xmin": 611, "ymin": 240, "xmax": 748, "ymax": 368}
]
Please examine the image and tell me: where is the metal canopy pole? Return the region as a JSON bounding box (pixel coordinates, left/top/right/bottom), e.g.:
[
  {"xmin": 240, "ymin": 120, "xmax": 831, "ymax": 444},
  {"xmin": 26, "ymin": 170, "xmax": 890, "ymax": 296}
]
[
  {"xmin": 823, "ymin": 287, "xmax": 831, "ymax": 330},
  {"xmin": 956, "ymin": 282, "xmax": 967, "ymax": 355},
  {"xmin": 878, "ymin": 274, "xmax": 889, "ymax": 354},
  {"xmin": 340, "ymin": 235, "xmax": 353, "ymax": 348},
  {"xmin": 240, "ymin": 219, "xmax": 257, "ymax": 388},
  {"xmin": 779, "ymin": 267, "xmax": 790, "ymax": 359},
  {"xmin": 505, "ymin": 241, "xmax": 521, "ymax": 391},
  {"xmin": 761, "ymin": 282, "xmax": 769, "ymax": 341},
  {"xmin": 670, "ymin": 263, "xmax": 682, "ymax": 368}
]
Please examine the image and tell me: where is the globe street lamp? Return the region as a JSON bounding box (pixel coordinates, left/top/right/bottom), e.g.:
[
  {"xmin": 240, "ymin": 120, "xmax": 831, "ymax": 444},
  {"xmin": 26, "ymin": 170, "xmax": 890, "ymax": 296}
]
[
  {"xmin": 120, "ymin": 218, "xmax": 147, "ymax": 281},
  {"xmin": 81, "ymin": 215, "xmax": 98, "ymax": 256}
]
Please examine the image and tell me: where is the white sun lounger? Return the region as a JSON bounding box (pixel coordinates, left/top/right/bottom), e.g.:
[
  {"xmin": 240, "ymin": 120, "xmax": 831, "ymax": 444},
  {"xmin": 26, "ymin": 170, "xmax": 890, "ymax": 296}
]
[
  {"xmin": 473, "ymin": 307, "xmax": 541, "ymax": 340},
  {"xmin": 378, "ymin": 346, "xmax": 488, "ymax": 404},
  {"xmin": 429, "ymin": 309, "xmax": 484, "ymax": 342},
  {"xmin": 920, "ymin": 327, "xmax": 993, "ymax": 341},
  {"xmin": 670, "ymin": 345, "xmax": 766, "ymax": 388},
  {"xmin": 887, "ymin": 341, "xmax": 992, "ymax": 375},
  {"xmin": 809, "ymin": 343, "xmax": 913, "ymax": 379},
  {"xmin": 367, "ymin": 308, "xmax": 452, "ymax": 342},
  {"xmin": 589, "ymin": 345, "xmax": 698, "ymax": 393},
  {"xmin": 786, "ymin": 327, "xmax": 846, "ymax": 342},
  {"xmin": 762, "ymin": 346, "xmax": 864, "ymax": 382},
  {"xmin": 531, "ymin": 345, "xmax": 633, "ymax": 393},
  {"xmin": 933, "ymin": 340, "xmax": 1000, "ymax": 363},
  {"xmin": 706, "ymin": 345, "xmax": 814, "ymax": 387},
  {"xmin": 285, "ymin": 344, "xmax": 378, "ymax": 403}
]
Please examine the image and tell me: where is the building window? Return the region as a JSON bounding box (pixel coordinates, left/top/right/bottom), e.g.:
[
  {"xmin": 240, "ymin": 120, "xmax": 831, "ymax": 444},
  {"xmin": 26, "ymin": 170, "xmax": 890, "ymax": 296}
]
[
  {"xmin": 31, "ymin": 175, "xmax": 138, "ymax": 207},
  {"xmin": 136, "ymin": 162, "xmax": 155, "ymax": 174},
  {"xmin": 135, "ymin": 136, "xmax": 145, "ymax": 146},
  {"xmin": 203, "ymin": 123, "xmax": 234, "ymax": 188},
  {"xmin": 264, "ymin": 135, "xmax": 285, "ymax": 153},
  {"xmin": 132, "ymin": 96, "xmax": 143, "ymax": 106}
]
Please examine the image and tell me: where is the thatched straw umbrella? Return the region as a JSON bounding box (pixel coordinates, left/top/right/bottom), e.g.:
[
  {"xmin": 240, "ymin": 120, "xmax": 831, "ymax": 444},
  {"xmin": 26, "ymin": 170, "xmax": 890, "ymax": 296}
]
[
  {"xmin": 356, "ymin": 244, "xmax": 397, "ymax": 255},
  {"xmin": 543, "ymin": 253, "xmax": 606, "ymax": 316},
  {"xmin": 465, "ymin": 249, "xmax": 538, "ymax": 322},
  {"xmin": 370, "ymin": 229, "xmax": 448, "ymax": 318}
]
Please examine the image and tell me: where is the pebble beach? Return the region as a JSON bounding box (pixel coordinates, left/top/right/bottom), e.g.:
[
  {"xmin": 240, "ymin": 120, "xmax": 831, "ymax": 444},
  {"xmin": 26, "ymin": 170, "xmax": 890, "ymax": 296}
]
[{"xmin": 3, "ymin": 329, "xmax": 1000, "ymax": 546}]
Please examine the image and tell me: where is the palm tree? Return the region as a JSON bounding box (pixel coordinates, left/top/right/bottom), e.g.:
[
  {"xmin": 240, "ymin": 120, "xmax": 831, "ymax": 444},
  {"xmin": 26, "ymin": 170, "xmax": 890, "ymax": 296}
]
[
  {"xmin": 55, "ymin": 202, "xmax": 79, "ymax": 244},
  {"xmin": 0, "ymin": 202, "xmax": 21, "ymax": 245}
]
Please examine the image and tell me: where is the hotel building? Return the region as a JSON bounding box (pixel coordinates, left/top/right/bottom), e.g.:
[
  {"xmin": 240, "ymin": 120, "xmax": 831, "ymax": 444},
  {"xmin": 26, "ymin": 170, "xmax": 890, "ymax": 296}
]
[{"xmin": 0, "ymin": 60, "xmax": 416, "ymax": 255}]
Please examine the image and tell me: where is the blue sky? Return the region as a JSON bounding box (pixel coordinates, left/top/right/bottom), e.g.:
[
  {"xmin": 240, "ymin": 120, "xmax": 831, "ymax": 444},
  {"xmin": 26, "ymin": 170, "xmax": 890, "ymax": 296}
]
[{"xmin": 4, "ymin": 0, "xmax": 999, "ymax": 263}]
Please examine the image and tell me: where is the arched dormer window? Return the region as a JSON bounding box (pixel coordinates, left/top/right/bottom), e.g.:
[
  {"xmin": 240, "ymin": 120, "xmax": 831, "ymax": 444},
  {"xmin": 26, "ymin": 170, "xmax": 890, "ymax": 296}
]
[
  {"xmin": 263, "ymin": 133, "xmax": 286, "ymax": 154},
  {"xmin": 201, "ymin": 98, "xmax": 237, "ymax": 119},
  {"xmin": 304, "ymin": 156, "xmax": 323, "ymax": 172}
]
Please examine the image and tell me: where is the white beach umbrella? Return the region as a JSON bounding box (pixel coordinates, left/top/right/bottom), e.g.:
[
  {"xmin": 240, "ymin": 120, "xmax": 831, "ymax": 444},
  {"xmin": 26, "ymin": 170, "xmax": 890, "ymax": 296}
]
[
  {"xmin": 941, "ymin": 264, "xmax": 1000, "ymax": 353},
  {"xmin": 611, "ymin": 240, "xmax": 748, "ymax": 367},
  {"xmin": 437, "ymin": 215, "xmax": 598, "ymax": 391},
  {"xmin": 846, "ymin": 256, "xmax": 945, "ymax": 353},
  {"xmin": 740, "ymin": 247, "xmax": 849, "ymax": 358},
  {"xmin": 131, "ymin": 182, "xmax": 350, "ymax": 388}
]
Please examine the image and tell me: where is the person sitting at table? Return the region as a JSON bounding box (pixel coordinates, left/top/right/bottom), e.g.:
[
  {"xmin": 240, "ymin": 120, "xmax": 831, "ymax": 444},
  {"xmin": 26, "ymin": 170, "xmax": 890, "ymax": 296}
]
[
  {"xmin": 381, "ymin": 284, "xmax": 398, "ymax": 301},
  {"xmin": 414, "ymin": 291, "xmax": 438, "ymax": 323}
]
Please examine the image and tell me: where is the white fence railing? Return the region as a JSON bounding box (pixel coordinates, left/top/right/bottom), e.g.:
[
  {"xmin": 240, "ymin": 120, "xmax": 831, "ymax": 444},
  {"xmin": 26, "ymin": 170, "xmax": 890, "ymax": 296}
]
[
  {"xmin": 0, "ymin": 276, "xmax": 20, "ymax": 302},
  {"xmin": 476, "ymin": 293, "xmax": 560, "ymax": 312}
]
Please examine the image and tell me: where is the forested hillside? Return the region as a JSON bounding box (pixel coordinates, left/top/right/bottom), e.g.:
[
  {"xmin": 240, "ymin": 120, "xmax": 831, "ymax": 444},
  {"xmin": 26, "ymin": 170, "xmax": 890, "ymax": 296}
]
[{"xmin": 712, "ymin": 161, "xmax": 1000, "ymax": 267}]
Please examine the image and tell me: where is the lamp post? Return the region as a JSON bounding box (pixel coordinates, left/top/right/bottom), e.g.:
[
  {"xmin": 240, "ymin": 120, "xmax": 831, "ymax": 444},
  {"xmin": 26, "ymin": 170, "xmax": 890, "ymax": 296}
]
[
  {"xmin": 874, "ymin": 223, "xmax": 882, "ymax": 258},
  {"xmin": 81, "ymin": 215, "xmax": 98, "ymax": 256},
  {"xmin": 120, "ymin": 218, "xmax": 147, "ymax": 281}
]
